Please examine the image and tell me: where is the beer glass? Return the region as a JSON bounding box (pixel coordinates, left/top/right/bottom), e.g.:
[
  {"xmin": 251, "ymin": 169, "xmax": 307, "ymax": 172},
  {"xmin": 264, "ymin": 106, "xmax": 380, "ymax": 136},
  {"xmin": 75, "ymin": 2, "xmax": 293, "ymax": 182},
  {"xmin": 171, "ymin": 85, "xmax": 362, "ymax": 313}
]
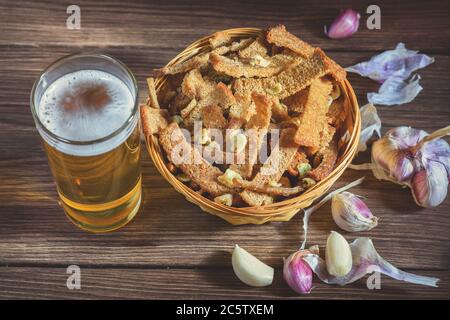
[{"xmin": 30, "ymin": 53, "xmax": 141, "ymax": 232}]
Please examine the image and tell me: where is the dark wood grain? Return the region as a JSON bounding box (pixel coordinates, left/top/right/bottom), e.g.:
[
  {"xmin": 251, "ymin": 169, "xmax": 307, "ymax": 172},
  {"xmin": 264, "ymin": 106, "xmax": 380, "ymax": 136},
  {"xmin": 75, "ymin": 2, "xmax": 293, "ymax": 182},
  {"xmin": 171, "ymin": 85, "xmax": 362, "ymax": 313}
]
[
  {"xmin": 0, "ymin": 267, "xmax": 448, "ymax": 300},
  {"xmin": 0, "ymin": 0, "xmax": 449, "ymax": 299}
]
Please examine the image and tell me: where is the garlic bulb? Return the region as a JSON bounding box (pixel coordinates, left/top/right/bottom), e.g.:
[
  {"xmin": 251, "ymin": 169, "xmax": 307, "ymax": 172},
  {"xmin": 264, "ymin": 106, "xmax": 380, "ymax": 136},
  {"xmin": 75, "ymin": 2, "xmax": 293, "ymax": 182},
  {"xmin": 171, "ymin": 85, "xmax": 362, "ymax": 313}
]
[
  {"xmin": 232, "ymin": 244, "xmax": 274, "ymax": 287},
  {"xmin": 351, "ymin": 125, "xmax": 450, "ymax": 208},
  {"xmin": 325, "ymin": 231, "xmax": 352, "ymax": 277},
  {"xmin": 283, "ymin": 250, "xmax": 313, "ymax": 294},
  {"xmin": 331, "ymin": 192, "xmax": 378, "ymax": 232},
  {"xmin": 371, "ymin": 126, "xmax": 425, "ymax": 182}
]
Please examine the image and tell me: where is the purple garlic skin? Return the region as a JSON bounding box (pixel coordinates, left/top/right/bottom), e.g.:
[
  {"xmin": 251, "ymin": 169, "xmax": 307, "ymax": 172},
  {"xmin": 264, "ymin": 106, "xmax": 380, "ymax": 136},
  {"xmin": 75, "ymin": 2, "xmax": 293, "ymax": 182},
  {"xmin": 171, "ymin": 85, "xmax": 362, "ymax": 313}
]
[
  {"xmin": 371, "ymin": 127, "xmax": 422, "ymax": 182},
  {"xmin": 411, "ymin": 161, "xmax": 448, "ymax": 208},
  {"xmin": 283, "ymin": 250, "xmax": 313, "ymax": 294},
  {"xmin": 331, "ymin": 192, "xmax": 378, "ymax": 232},
  {"xmin": 345, "ymin": 43, "xmax": 435, "ymax": 83},
  {"xmin": 325, "ymin": 9, "xmax": 360, "ymax": 39}
]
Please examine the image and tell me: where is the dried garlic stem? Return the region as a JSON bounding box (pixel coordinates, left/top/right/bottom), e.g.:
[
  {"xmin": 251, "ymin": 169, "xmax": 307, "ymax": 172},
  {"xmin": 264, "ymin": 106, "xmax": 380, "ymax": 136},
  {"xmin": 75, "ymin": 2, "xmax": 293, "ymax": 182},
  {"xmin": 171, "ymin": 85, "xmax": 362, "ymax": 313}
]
[{"xmin": 411, "ymin": 125, "xmax": 450, "ymax": 153}]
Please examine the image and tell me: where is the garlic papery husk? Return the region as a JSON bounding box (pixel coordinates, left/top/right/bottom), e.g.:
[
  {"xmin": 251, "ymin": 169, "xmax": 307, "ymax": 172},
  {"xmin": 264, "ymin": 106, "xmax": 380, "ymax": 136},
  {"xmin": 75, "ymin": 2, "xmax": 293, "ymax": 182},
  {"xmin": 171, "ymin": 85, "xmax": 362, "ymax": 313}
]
[
  {"xmin": 367, "ymin": 74, "xmax": 423, "ymax": 105},
  {"xmin": 411, "ymin": 161, "xmax": 448, "ymax": 208},
  {"xmin": 346, "ymin": 43, "xmax": 435, "ymax": 83},
  {"xmin": 324, "ymin": 9, "xmax": 360, "ymax": 39},
  {"xmin": 301, "ymin": 177, "xmax": 365, "ymax": 249},
  {"xmin": 331, "ymin": 192, "xmax": 378, "ymax": 232},
  {"xmin": 358, "ymin": 104, "xmax": 381, "ymax": 153},
  {"xmin": 325, "ymin": 231, "xmax": 353, "ymax": 277},
  {"xmin": 232, "ymin": 244, "xmax": 274, "ymax": 287},
  {"xmin": 283, "ymin": 250, "xmax": 313, "ymax": 294},
  {"xmin": 303, "ymin": 237, "xmax": 439, "ymax": 287}
]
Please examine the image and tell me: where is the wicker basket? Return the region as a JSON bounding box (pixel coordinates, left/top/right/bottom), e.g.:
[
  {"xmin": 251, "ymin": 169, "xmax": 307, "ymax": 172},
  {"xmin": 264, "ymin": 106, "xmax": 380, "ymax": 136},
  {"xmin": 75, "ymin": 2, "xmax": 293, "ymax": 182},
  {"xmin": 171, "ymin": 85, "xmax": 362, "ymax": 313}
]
[{"xmin": 143, "ymin": 28, "xmax": 361, "ymax": 225}]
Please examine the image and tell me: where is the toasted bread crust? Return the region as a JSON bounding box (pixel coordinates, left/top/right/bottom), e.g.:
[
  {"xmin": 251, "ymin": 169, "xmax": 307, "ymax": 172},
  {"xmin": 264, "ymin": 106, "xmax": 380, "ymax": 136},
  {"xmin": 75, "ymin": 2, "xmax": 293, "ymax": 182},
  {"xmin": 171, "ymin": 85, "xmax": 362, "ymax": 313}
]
[
  {"xmin": 293, "ymin": 78, "xmax": 333, "ymax": 149},
  {"xmin": 266, "ymin": 25, "xmax": 315, "ymax": 58},
  {"xmin": 208, "ymin": 31, "xmax": 232, "ymax": 48},
  {"xmin": 308, "ymin": 139, "xmax": 338, "ymax": 181},
  {"xmin": 159, "ymin": 123, "xmax": 233, "ymax": 196},
  {"xmin": 210, "ymin": 52, "xmax": 298, "ymax": 78},
  {"xmin": 327, "ymin": 98, "xmax": 347, "ymax": 128},
  {"xmin": 155, "ymin": 38, "xmax": 253, "ymax": 76},
  {"xmin": 233, "ymin": 48, "xmax": 346, "ymax": 99},
  {"xmin": 140, "ymin": 105, "xmax": 169, "ymax": 137},
  {"xmin": 202, "ymin": 105, "xmax": 227, "ymax": 129},
  {"xmin": 240, "ymin": 143, "xmax": 298, "ymax": 206},
  {"xmin": 238, "ymin": 38, "xmax": 269, "ymax": 59},
  {"xmin": 146, "ymin": 77, "xmax": 160, "ymax": 109}
]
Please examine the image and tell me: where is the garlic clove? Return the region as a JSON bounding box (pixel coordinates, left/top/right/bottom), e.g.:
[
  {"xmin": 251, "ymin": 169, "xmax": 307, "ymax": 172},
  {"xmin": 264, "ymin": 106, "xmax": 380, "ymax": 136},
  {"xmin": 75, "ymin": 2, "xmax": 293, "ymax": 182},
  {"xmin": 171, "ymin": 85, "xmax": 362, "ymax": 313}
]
[
  {"xmin": 218, "ymin": 168, "xmax": 243, "ymax": 188},
  {"xmin": 331, "ymin": 192, "xmax": 378, "ymax": 232},
  {"xmin": 297, "ymin": 163, "xmax": 312, "ymax": 178},
  {"xmin": 330, "ymin": 84, "xmax": 341, "ymax": 100},
  {"xmin": 232, "ymin": 244, "xmax": 274, "ymax": 287},
  {"xmin": 229, "ymin": 132, "xmax": 247, "ymax": 153},
  {"xmin": 176, "ymin": 174, "xmax": 191, "ymax": 183},
  {"xmin": 283, "ymin": 250, "xmax": 313, "ymax": 294},
  {"xmin": 325, "ymin": 231, "xmax": 352, "ymax": 277},
  {"xmin": 214, "ymin": 194, "xmax": 233, "ymax": 206},
  {"xmin": 411, "ymin": 161, "xmax": 448, "ymax": 208},
  {"xmin": 325, "ymin": 8, "xmax": 360, "ymax": 40}
]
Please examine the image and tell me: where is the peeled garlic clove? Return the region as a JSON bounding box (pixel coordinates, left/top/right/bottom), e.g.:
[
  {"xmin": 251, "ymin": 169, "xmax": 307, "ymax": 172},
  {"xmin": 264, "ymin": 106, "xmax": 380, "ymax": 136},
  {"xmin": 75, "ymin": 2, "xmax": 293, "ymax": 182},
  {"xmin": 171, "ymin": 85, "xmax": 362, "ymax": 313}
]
[
  {"xmin": 326, "ymin": 231, "xmax": 352, "ymax": 277},
  {"xmin": 283, "ymin": 250, "xmax": 313, "ymax": 294},
  {"xmin": 330, "ymin": 84, "xmax": 341, "ymax": 100},
  {"xmin": 218, "ymin": 168, "xmax": 243, "ymax": 188},
  {"xmin": 232, "ymin": 244, "xmax": 274, "ymax": 287},
  {"xmin": 411, "ymin": 161, "xmax": 448, "ymax": 208},
  {"xmin": 230, "ymin": 132, "xmax": 247, "ymax": 153},
  {"xmin": 297, "ymin": 163, "xmax": 312, "ymax": 178},
  {"xmin": 331, "ymin": 192, "xmax": 378, "ymax": 232},
  {"xmin": 214, "ymin": 194, "xmax": 233, "ymax": 206}
]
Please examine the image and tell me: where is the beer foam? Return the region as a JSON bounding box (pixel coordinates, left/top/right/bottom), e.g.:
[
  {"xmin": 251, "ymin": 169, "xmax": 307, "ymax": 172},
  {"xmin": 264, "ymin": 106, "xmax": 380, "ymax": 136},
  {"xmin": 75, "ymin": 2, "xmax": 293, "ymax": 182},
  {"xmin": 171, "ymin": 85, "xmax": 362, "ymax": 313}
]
[{"xmin": 37, "ymin": 70, "xmax": 136, "ymax": 156}]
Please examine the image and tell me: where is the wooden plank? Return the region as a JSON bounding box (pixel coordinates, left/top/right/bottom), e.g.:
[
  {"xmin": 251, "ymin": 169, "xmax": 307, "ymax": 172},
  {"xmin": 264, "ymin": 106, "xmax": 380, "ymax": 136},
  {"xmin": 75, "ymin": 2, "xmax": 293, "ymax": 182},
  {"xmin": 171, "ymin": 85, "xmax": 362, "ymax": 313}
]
[
  {"xmin": 0, "ymin": 0, "xmax": 449, "ymax": 53},
  {"xmin": 0, "ymin": 267, "xmax": 447, "ymax": 299}
]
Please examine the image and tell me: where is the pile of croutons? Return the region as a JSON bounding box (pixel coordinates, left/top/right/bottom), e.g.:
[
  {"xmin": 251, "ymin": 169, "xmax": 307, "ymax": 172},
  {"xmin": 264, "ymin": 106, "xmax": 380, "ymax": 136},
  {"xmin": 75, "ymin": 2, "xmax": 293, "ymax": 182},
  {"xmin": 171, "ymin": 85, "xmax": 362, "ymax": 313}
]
[{"xmin": 141, "ymin": 25, "xmax": 348, "ymax": 207}]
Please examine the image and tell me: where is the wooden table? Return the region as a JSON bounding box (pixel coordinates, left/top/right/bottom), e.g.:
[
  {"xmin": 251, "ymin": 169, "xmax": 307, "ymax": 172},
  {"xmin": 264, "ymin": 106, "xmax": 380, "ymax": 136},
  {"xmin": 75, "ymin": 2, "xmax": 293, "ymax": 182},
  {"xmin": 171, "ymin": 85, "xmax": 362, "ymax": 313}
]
[{"xmin": 0, "ymin": 0, "xmax": 449, "ymax": 299}]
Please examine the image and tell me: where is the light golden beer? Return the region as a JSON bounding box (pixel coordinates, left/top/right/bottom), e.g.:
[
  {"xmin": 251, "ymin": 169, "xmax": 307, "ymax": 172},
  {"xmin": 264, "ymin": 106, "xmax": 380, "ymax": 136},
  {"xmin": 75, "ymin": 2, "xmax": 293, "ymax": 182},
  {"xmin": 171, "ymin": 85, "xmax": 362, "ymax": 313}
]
[{"xmin": 31, "ymin": 54, "xmax": 141, "ymax": 232}]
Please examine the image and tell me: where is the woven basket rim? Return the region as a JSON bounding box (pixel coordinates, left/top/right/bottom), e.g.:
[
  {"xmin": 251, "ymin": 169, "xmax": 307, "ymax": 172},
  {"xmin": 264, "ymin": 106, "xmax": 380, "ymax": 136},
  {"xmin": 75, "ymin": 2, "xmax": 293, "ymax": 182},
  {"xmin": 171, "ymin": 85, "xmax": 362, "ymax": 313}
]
[{"xmin": 144, "ymin": 27, "xmax": 361, "ymax": 218}]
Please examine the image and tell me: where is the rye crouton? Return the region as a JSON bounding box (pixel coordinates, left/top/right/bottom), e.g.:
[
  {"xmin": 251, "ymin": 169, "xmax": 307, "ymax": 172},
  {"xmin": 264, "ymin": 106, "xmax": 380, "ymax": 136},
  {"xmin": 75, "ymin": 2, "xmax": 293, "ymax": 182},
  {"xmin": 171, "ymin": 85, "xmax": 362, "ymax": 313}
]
[
  {"xmin": 159, "ymin": 123, "xmax": 233, "ymax": 196},
  {"xmin": 233, "ymin": 48, "xmax": 345, "ymax": 100},
  {"xmin": 202, "ymin": 105, "xmax": 227, "ymax": 129},
  {"xmin": 266, "ymin": 25, "xmax": 315, "ymax": 58},
  {"xmin": 308, "ymin": 139, "xmax": 338, "ymax": 181},
  {"xmin": 293, "ymin": 78, "xmax": 333, "ymax": 149},
  {"xmin": 209, "ymin": 52, "xmax": 299, "ymax": 78},
  {"xmin": 140, "ymin": 105, "xmax": 169, "ymax": 137}
]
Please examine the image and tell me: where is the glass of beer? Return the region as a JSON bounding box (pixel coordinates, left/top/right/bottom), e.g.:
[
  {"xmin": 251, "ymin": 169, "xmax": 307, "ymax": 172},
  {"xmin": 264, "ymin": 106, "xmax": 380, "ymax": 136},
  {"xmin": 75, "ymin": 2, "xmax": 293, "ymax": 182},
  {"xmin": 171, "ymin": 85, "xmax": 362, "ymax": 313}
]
[{"xmin": 30, "ymin": 53, "xmax": 141, "ymax": 232}]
